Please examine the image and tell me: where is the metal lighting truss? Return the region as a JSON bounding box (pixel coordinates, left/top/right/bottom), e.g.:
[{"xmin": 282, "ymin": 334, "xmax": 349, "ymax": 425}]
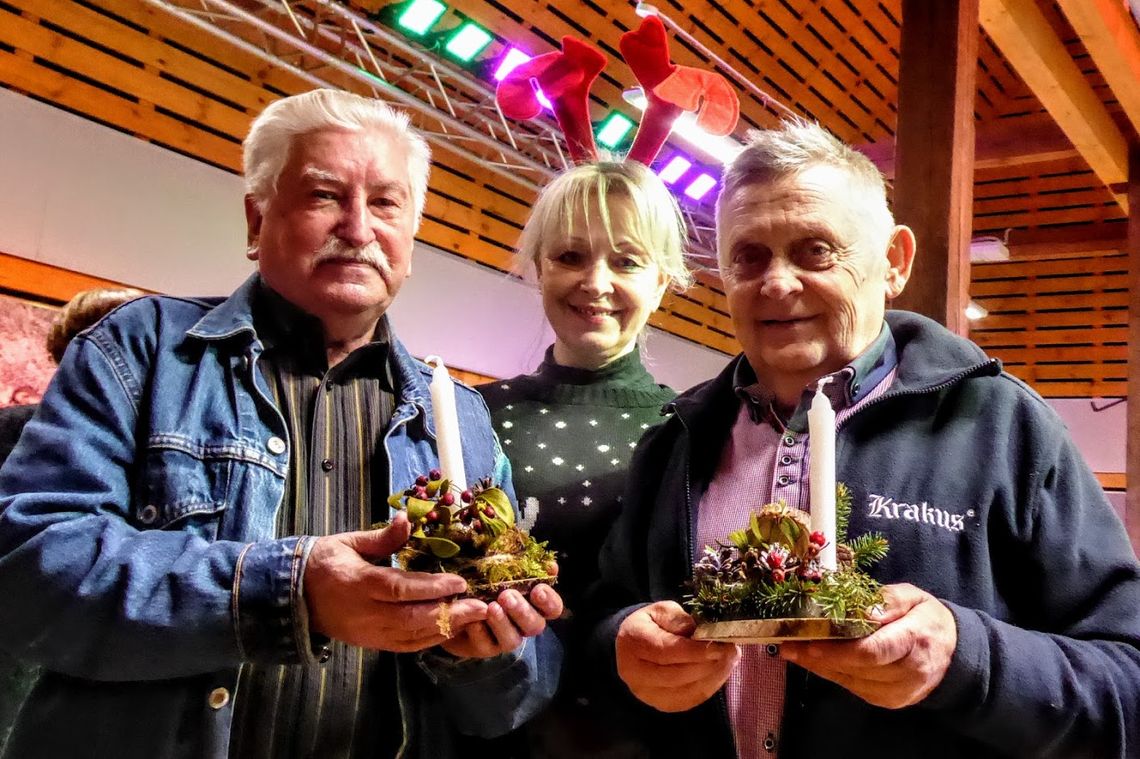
[{"xmin": 142, "ymin": 0, "xmax": 720, "ymax": 265}]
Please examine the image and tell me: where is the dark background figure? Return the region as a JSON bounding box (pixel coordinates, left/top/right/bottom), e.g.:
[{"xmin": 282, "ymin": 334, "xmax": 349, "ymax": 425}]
[{"xmin": 0, "ymin": 286, "xmax": 141, "ymax": 749}]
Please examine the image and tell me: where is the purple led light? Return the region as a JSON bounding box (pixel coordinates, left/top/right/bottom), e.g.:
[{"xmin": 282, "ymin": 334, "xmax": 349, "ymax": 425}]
[
  {"xmin": 658, "ymin": 155, "xmax": 692, "ymax": 185},
  {"xmin": 684, "ymin": 173, "xmax": 717, "ymax": 201}
]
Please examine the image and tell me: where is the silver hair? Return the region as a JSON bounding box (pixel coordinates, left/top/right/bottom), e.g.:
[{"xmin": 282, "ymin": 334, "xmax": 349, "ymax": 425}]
[
  {"xmin": 243, "ymin": 89, "xmax": 431, "ymax": 224},
  {"xmin": 516, "ymin": 160, "xmax": 693, "ymax": 292},
  {"xmin": 716, "ymin": 119, "xmax": 894, "ymax": 264}
]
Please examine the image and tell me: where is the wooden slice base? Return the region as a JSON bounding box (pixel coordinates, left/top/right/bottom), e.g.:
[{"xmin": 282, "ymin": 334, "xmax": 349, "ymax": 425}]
[{"xmin": 693, "ymin": 617, "xmax": 880, "ymax": 644}]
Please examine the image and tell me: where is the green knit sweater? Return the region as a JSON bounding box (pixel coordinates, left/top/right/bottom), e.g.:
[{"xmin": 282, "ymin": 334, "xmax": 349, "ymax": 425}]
[{"xmin": 477, "ymin": 347, "xmax": 676, "ymax": 611}]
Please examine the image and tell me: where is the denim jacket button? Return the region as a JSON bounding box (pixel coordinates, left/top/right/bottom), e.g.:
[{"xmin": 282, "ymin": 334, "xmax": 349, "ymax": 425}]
[
  {"xmin": 266, "ymin": 436, "xmax": 286, "ymax": 455},
  {"xmin": 207, "ymin": 687, "xmax": 230, "ymax": 710},
  {"xmin": 138, "ymin": 505, "xmax": 158, "ymax": 525}
]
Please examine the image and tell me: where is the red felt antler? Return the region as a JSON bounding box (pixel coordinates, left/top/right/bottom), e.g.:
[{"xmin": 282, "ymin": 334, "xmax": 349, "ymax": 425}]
[
  {"xmin": 621, "ymin": 15, "xmax": 740, "ymax": 166},
  {"xmin": 496, "ymin": 36, "xmax": 608, "ymax": 162},
  {"xmin": 494, "ymin": 15, "xmax": 739, "ymax": 167}
]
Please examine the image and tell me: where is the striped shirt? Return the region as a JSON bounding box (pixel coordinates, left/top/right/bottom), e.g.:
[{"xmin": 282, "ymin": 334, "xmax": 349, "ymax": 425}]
[
  {"xmin": 229, "ymin": 285, "xmax": 400, "ymax": 759},
  {"xmin": 695, "ymin": 326, "xmax": 898, "ymax": 759}
]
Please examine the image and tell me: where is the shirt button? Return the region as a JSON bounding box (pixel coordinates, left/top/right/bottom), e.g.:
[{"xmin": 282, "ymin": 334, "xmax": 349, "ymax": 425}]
[
  {"xmin": 207, "ymin": 687, "xmax": 230, "ymax": 710},
  {"xmin": 763, "ymin": 733, "xmax": 777, "ymax": 752},
  {"xmin": 138, "ymin": 505, "xmax": 158, "ymax": 525},
  {"xmin": 783, "ymin": 435, "xmax": 795, "ymax": 447},
  {"xmin": 780, "ymin": 455, "xmax": 793, "ymax": 466},
  {"xmin": 766, "ymin": 644, "xmax": 779, "ymax": 656},
  {"xmin": 267, "ymin": 436, "xmax": 286, "ymax": 455},
  {"xmin": 776, "ymin": 474, "xmax": 791, "ymax": 486},
  {"xmin": 317, "ymin": 645, "xmax": 332, "ymax": 663},
  {"xmin": 321, "ymin": 458, "xmax": 334, "ymax": 472}
]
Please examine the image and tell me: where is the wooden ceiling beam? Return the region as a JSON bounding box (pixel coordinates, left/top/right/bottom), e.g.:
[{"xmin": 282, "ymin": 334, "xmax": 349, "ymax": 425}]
[
  {"xmin": 1004, "ymin": 222, "xmax": 1127, "ymax": 260},
  {"xmin": 890, "ymin": 0, "xmax": 978, "ymax": 334},
  {"xmin": 979, "ymin": 0, "xmax": 1130, "ymax": 211},
  {"xmin": 858, "ymin": 112, "xmax": 1079, "ymax": 177},
  {"xmin": 1056, "ymin": 0, "xmax": 1140, "ymax": 140}
]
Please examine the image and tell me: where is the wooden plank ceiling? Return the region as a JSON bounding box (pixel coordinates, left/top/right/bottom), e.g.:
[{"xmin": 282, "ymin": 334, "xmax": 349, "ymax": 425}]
[{"xmin": 0, "ymin": 0, "xmax": 1135, "ymax": 396}]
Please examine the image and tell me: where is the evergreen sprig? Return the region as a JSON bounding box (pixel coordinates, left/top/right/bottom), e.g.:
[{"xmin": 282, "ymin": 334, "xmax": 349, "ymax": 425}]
[
  {"xmin": 835, "ymin": 481, "xmax": 853, "ymax": 544},
  {"xmin": 811, "ymin": 569, "xmax": 884, "ymax": 624},
  {"xmin": 848, "ymin": 533, "xmax": 889, "ymax": 569}
]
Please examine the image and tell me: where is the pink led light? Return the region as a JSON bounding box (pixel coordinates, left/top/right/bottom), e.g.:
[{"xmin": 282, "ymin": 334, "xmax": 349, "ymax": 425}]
[
  {"xmin": 494, "ymin": 48, "xmax": 531, "ymax": 81},
  {"xmin": 493, "ymin": 47, "xmax": 551, "ymax": 110}
]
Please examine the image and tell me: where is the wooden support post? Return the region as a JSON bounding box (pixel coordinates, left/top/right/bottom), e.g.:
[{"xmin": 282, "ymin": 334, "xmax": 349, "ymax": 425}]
[
  {"xmin": 891, "ymin": 0, "xmax": 979, "ymax": 334},
  {"xmin": 1127, "ymin": 143, "xmax": 1140, "ymax": 554}
]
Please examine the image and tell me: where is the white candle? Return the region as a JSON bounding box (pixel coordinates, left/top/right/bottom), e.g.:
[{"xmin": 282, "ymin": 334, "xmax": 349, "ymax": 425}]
[
  {"xmin": 808, "ymin": 376, "xmax": 837, "ymax": 570},
  {"xmin": 425, "ymin": 356, "xmax": 466, "ymax": 491}
]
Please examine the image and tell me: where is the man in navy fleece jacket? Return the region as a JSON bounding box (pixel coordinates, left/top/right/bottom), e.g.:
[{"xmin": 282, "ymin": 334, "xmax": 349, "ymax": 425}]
[{"xmin": 594, "ymin": 119, "xmax": 1140, "ymax": 758}]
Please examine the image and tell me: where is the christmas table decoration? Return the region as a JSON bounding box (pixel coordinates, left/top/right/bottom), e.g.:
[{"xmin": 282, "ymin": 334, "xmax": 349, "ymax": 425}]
[
  {"xmin": 686, "ymin": 484, "xmax": 889, "ymax": 643},
  {"xmin": 385, "ymin": 471, "xmax": 557, "ymax": 601},
  {"xmin": 380, "ymin": 355, "xmax": 555, "ymax": 602}
]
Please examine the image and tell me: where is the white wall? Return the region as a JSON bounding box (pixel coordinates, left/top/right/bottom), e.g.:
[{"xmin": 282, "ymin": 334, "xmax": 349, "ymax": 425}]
[
  {"xmin": 1049, "ymin": 398, "xmax": 1126, "ymax": 474},
  {"xmin": 0, "ymin": 89, "xmax": 1127, "ymax": 490}
]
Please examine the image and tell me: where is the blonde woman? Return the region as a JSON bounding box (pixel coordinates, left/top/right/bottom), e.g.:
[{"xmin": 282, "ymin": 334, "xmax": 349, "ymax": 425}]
[{"xmin": 477, "ymin": 160, "xmax": 691, "ymax": 757}]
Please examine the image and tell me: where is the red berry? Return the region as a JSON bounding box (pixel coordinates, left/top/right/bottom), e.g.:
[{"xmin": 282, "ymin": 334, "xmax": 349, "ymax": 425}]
[
  {"xmin": 415, "ymin": 475, "xmax": 429, "ymax": 487},
  {"xmin": 810, "ymin": 531, "xmax": 826, "ymax": 547},
  {"xmin": 771, "ymin": 569, "xmax": 786, "ymax": 583},
  {"xmin": 426, "ymin": 510, "xmax": 439, "ymax": 523},
  {"xmin": 473, "ymin": 519, "xmax": 484, "ymax": 532},
  {"xmin": 429, "ymin": 468, "xmax": 443, "ymax": 480},
  {"xmin": 413, "ymin": 486, "xmax": 428, "ymax": 499},
  {"xmin": 768, "ymin": 553, "xmax": 784, "ymax": 569},
  {"xmin": 439, "ymin": 492, "xmax": 455, "ymax": 506},
  {"xmin": 483, "ymin": 507, "xmax": 495, "ymax": 518},
  {"xmin": 461, "ymin": 490, "xmax": 474, "ymax": 503}
]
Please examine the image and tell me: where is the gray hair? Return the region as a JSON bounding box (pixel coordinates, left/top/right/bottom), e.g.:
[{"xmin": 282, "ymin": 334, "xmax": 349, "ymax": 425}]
[
  {"xmin": 716, "ymin": 119, "xmax": 894, "ymax": 262},
  {"xmin": 516, "ymin": 161, "xmax": 693, "ymax": 292},
  {"xmin": 243, "ymin": 89, "xmax": 431, "ymax": 224}
]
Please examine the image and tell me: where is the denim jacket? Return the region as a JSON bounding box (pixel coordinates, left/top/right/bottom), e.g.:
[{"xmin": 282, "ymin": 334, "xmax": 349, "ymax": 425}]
[{"xmin": 0, "ymin": 275, "xmax": 559, "ymax": 758}]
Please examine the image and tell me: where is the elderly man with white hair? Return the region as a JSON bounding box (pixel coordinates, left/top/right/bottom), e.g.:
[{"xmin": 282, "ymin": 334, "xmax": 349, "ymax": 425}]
[
  {"xmin": 0, "ymin": 89, "xmax": 562, "ymax": 758},
  {"xmin": 593, "ymin": 119, "xmax": 1140, "ymax": 758}
]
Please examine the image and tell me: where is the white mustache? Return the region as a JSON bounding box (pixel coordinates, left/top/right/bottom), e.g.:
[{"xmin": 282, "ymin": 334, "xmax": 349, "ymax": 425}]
[{"xmin": 313, "ymin": 238, "xmax": 392, "ymax": 276}]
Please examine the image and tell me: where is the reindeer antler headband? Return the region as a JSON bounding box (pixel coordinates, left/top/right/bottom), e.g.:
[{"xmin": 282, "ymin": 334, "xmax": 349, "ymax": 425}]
[{"xmin": 495, "ymin": 15, "xmax": 740, "ymax": 165}]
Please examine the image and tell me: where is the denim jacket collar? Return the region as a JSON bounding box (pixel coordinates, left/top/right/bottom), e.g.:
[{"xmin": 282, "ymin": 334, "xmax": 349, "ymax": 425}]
[
  {"xmin": 186, "ymin": 273, "xmax": 262, "ymax": 344},
  {"xmin": 185, "ymin": 273, "xmax": 432, "ymax": 411}
]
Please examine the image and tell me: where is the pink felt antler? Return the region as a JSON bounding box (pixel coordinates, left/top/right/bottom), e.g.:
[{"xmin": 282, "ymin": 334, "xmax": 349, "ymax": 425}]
[{"xmin": 495, "ymin": 36, "xmax": 608, "ymax": 162}]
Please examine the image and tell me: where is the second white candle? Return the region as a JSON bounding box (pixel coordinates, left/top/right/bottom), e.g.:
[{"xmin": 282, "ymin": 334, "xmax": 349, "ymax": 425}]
[{"xmin": 808, "ymin": 377, "xmax": 837, "ymax": 571}]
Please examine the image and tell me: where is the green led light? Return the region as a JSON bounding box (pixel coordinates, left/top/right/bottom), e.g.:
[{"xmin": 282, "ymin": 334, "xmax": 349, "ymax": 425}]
[
  {"xmin": 596, "ymin": 112, "xmax": 635, "ymax": 149},
  {"xmin": 396, "ymin": 0, "xmax": 447, "ymax": 36},
  {"xmin": 445, "ymin": 22, "xmax": 494, "ymax": 62}
]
